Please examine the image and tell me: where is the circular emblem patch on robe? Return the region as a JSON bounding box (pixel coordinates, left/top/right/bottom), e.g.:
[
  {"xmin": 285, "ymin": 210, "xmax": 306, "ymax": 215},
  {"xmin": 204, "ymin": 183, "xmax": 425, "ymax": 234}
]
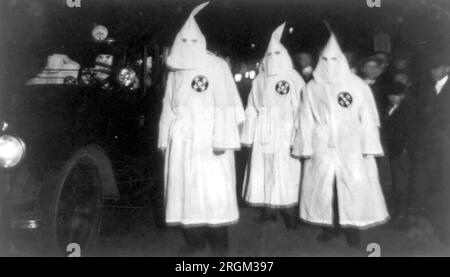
[
  {"xmin": 337, "ymin": 92, "xmax": 353, "ymax": 108},
  {"xmin": 191, "ymin": 75, "xmax": 209, "ymax": 92},
  {"xmin": 275, "ymin": 80, "xmax": 290, "ymax": 95}
]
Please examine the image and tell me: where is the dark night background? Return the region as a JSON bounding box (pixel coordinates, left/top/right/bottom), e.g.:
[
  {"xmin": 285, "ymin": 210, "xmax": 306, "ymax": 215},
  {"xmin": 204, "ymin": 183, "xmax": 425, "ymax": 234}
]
[{"xmin": 0, "ymin": 0, "xmax": 449, "ymax": 117}]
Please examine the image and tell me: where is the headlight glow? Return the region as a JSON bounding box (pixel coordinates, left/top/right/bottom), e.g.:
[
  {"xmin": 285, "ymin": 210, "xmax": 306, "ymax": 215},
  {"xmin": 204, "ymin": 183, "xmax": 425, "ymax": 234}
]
[
  {"xmin": 117, "ymin": 67, "xmax": 137, "ymax": 87},
  {"xmin": 249, "ymin": 70, "xmax": 256, "ymax": 79},
  {"xmin": 0, "ymin": 135, "xmax": 26, "ymax": 168},
  {"xmin": 234, "ymin": 73, "xmax": 242, "ymax": 82}
]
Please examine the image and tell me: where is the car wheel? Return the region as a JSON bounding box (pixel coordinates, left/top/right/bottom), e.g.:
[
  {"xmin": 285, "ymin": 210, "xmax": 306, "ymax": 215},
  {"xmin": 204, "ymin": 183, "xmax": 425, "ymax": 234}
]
[{"xmin": 40, "ymin": 145, "xmax": 115, "ymax": 256}]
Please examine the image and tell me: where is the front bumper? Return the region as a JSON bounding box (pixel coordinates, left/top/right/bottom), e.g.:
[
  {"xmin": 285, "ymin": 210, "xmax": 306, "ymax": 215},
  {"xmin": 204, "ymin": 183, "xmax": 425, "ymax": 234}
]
[{"xmin": 0, "ymin": 164, "xmax": 44, "ymax": 255}]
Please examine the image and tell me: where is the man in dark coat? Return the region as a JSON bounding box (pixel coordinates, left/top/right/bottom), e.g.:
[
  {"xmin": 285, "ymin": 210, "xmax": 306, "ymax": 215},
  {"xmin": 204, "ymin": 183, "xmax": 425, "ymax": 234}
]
[
  {"xmin": 383, "ymin": 80, "xmax": 413, "ymax": 221},
  {"xmin": 410, "ymin": 51, "xmax": 450, "ymax": 245},
  {"xmin": 359, "ymin": 55, "xmax": 391, "ymax": 116}
]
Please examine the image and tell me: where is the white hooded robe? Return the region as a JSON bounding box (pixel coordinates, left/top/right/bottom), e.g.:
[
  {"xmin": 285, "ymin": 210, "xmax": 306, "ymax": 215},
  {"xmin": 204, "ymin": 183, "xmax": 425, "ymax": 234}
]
[
  {"xmin": 241, "ymin": 23, "xmax": 304, "ymax": 207},
  {"xmin": 292, "ymin": 34, "xmax": 389, "ymax": 228},
  {"xmin": 158, "ymin": 2, "xmax": 245, "ymax": 226}
]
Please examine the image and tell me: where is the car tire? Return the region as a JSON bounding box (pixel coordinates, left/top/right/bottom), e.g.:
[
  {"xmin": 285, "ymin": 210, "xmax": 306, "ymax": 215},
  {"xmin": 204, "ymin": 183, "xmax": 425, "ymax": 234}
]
[{"xmin": 39, "ymin": 144, "xmax": 116, "ymax": 256}]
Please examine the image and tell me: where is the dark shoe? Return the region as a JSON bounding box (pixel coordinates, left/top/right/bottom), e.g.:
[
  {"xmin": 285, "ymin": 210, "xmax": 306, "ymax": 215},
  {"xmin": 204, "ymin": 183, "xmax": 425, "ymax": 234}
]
[
  {"xmin": 208, "ymin": 227, "xmax": 229, "ymax": 257},
  {"xmin": 284, "ymin": 217, "xmax": 300, "ymax": 230},
  {"xmin": 344, "ymin": 229, "xmax": 361, "ymax": 248},
  {"xmin": 180, "ymin": 227, "xmax": 208, "ymax": 256},
  {"xmin": 316, "ymin": 229, "xmax": 339, "ymax": 242},
  {"xmin": 267, "ymin": 212, "xmax": 277, "ymax": 221},
  {"xmin": 252, "ymin": 213, "xmax": 277, "ymax": 223},
  {"xmin": 280, "ymin": 210, "xmax": 300, "ymax": 230},
  {"xmin": 316, "ymin": 232, "xmax": 333, "ymax": 242},
  {"xmin": 252, "ymin": 208, "xmax": 277, "ymax": 223}
]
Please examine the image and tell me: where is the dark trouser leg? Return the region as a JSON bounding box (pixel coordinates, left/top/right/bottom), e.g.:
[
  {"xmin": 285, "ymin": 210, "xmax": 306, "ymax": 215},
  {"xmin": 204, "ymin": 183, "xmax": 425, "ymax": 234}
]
[
  {"xmin": 317, "ymin": 182, "xmax": 340, "ymax": 241},
  {"xmin": 426, "ymin": 141, "xmax": 450, "ymax": 245},
  {"xmin": 408, "ymin": 158, "xmax": 430, "ymax": 212},
  {"xmin": 207, "ymin": 226, "xmax": 229, "ymax": 257},
  {"xmin": 317, "ymin": 226, "xmax": 340, "ymax": 242},
  {"xmin": 389, "ymin": 152, "xmax": 410, "ymax": 219},
  {"xmin": 334, "ymin": 182, "xmax": 361, "ymax": 247},
  {"xmin": 408, "ymin": 133, "xmax": 439, "ymax": 212},
  {"xmin": 342, "ymin": 228, "xmax": 361, "ymax": 248},
  {"xmin": 317, "ymin": 179, "xmax": 361, "ymax": 247},
  {"xmin": 253, "ymin": 207, "xmax": 277, "ymax": 223},
  {"xmin": 280, "ymin": 205, "xmax": 299, "ymax": 230},
  {"xmin": 180, "ymin": 226, "xmax": 208, "ymax": 255},
  {"xmin": 439, "ymin": 144, "xmax": 450, "ymax": 245}
]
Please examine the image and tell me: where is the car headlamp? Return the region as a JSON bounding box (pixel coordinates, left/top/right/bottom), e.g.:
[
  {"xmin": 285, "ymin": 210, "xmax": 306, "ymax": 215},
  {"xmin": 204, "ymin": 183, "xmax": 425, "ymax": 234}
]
[
  {"xmin": 249, "ymin": 70, "xmax": 256, "ymax": 79},
  {"xmin": 117, "ymin": 67, "xmax": 137, "ymax": 87},
  {"xmin": 0, "ymin": 135, "xmax": 26, "ymax": 168},
  {"xmin": 1, "ymin": 121, "xmax": 8, "ymax": 131},
  {"xmin": 234, "ymin": 73, "xmax": 242, "ymax": 82}
]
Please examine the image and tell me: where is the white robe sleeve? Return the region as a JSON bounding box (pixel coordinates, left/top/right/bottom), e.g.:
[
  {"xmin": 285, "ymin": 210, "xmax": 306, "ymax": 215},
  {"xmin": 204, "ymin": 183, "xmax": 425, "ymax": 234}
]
[
  {"xmin": 212, "ymin": 60, "xmax": 246, "ymax": 150},
  {"xmin": 359, "ymin": 81, "xmax": 384, "ymax": 156},
  {"xmin": 292, "ymin": 86, "xmax": 314, "ymax": 158},
  {"xmin": 157, "ymin": 72, "xmax": 175, "ymax": 149},
  {"xmin": 241, "ymin": 86, "xmax": 258, "ymax": 146}
]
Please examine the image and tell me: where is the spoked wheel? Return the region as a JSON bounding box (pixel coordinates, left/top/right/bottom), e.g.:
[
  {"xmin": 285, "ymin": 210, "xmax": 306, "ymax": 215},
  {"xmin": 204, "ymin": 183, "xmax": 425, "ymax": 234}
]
[
  {"xmin": 40, "ymin": 145, "xmax": 117, "ymax": 256},
  {"xmin": 55, "ymin": 160, "xmax": 102, "ymax": 254}
]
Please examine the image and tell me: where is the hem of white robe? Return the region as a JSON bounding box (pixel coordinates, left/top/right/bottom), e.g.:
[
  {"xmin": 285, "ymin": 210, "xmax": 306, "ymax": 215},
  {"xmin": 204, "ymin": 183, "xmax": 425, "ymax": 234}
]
[
  {"xmin": 165, "ymin": 218, "xmax": 239, "ymax": 227},
  {"xmin": 363, "ymin": 153, "xmax": 384, "ymax": 157},
  {"xmin": 291, "ymin": 152, "xmax": 312, "ymax": 159},
  {"xmin": 300, "ymin": 215, "xmax": 390, "ymax": 230},
  {"xmin": 245, "ymin": 201, "xmax": 298, "ymax": 209},
  {"xmin": 212, "ymin": 146, "xmax": 241, "ymax": 151}
]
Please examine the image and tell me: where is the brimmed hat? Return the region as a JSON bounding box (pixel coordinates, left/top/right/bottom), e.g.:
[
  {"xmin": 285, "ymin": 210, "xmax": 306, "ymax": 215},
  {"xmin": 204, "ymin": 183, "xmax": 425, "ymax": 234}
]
[
  {"xmin": 425, "ymin": 49, "xmax": 450, "ymax": 69},
  {"xmin": 359, "ymin": 55, "xmax": 384, "ymax": 68}
]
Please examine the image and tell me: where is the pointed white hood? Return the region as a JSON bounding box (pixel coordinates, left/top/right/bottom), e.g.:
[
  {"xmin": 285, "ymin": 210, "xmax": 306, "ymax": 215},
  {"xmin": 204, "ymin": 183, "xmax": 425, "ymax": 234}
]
[
  {"xmin": 166, "ymin": 2, "xmax": 209, "ymax": 70},
  {"xmin": 261, "ymin": 23, "xmax": 294, "ymax": 76},
  {"xmin": 313, "ymin": 33, "xmax": 351, "ymax": 84}
]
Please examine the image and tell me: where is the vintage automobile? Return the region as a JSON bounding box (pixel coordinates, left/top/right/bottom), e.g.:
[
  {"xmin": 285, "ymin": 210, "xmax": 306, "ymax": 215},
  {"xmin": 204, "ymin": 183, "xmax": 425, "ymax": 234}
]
[{"xmin": 0, "ymin": 28, "xmax": 165, "ymax": 256}]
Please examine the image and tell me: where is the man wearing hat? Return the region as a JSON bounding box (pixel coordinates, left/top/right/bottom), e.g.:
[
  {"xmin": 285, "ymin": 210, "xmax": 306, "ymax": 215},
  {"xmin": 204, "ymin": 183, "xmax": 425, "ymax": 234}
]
[
  {"xmin": 359, "ymin": 55, "xmax": 390, "ymax": 116},
  {"xmin": 410, "ymin": 50, "xmax": 450, "ymax": 244},
  {"xmin": 293, "ymin": 51, "xmax": 315, "ymax": 82}
]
